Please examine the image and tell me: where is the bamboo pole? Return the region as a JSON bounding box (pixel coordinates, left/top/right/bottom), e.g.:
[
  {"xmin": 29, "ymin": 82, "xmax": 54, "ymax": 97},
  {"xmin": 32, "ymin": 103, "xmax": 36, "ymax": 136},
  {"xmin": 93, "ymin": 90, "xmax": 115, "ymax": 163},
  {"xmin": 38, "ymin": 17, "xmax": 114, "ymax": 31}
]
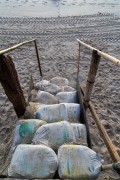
[
  {"xmin": 77, "ymin": 42, "xmax": 80, "ymax": 76},
  {"xmin": 34, "ymin": 40, "xmax": 42, "ymax": 76},
  {"xmin": 0, "ymin": 39, "xmax": 35, "ymax": 55},
  {"xmin": 83, "ymin": 50, "xmax": 101, "ymax": 108},
  {"xmin": 81, "ymin": 87, "xmax": 120, "ymax": 163},
  {"xmin": 77, "ymin": 39, "xmax": 120, "ymax": 66}
]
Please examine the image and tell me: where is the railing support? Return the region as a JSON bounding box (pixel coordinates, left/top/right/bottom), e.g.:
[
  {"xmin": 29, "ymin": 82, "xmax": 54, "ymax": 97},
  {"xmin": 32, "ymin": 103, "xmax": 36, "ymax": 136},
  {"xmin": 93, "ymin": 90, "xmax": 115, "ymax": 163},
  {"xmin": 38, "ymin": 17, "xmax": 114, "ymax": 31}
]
[
  {"xmin": 81, "ymin": 87, "xmax": 120, "ymax": 163},
  {"xmin": 77, "ymin": 42, "xmax": 81, "ymax": 76},
  {"xmin": 34, "ymin": 40, "xmax": 42, "ymax": 77},
  {"xmin": 84, "ymin": 50, "xmax": 101, "ymax": 109}
]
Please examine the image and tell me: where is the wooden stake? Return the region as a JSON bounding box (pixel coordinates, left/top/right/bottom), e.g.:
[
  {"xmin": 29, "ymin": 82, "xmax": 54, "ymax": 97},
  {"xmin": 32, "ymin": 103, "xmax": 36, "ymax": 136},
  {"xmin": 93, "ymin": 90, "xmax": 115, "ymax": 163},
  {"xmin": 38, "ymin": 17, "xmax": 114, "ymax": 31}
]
[
  {"xmin": 77, "ymin": 39, "xmax": 120, "ymax": 66},
  {"xmin": 77, "ymin": 42, "xmax": 80, "ymax": 76},
  {"xmin": 81, "ymin": 86, "xmax": 120, "ymax": 162},
  {"xmin": 34, "ymin": 40, "xmax": 42, "ymax": 77},
  {"xmin": 84, "ymin": 50, "xmax": 101, "ymax": 109}
]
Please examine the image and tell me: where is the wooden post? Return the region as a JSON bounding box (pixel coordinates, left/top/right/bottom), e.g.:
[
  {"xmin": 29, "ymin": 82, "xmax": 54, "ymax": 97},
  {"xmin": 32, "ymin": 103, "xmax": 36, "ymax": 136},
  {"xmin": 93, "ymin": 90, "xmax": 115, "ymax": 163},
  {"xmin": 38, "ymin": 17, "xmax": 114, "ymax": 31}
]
[
  {"xmin": 81, "ymin": 86, "xmax": 120, "ymax": 163},
  {"xmin": 84, "ymin": 50, "xmax": 101, "ymax": 109},
  {"xmin": 34, "ymin": 40, "xmax": 42, "ymax": 77},
  {"xmin": 77, "ymin": 43, "xmax": 80, "ymax": 76},
  {"xmin": 0, "ymin": 55, "xmax": 27, "ymax": 118}
]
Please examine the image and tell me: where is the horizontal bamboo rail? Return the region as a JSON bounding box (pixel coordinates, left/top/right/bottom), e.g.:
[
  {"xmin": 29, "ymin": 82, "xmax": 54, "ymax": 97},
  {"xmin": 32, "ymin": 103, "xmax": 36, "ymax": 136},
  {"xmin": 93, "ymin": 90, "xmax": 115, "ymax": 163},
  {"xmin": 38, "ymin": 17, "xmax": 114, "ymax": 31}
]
[
  {"xmin": 0, "ymin": 39, "xmax": 42, "ymax": 76},
  {"xmin": 77, "ymin": 39, "xmax": 120, "ymax": 66},
  {"xmin": 0, "ymin": 39, "xmax": 35, "ymax": 55}
]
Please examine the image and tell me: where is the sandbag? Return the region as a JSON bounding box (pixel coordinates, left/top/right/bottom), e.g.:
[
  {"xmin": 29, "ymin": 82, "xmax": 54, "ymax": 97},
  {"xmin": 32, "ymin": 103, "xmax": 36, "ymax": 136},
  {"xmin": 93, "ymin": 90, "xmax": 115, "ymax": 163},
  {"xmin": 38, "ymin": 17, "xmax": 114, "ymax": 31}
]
[
  {"xmin": 36, "ymin": 91, "xmax": 58, "ymax": 104},
  {"xmin": 35, "ymin": 80, "xmax": 61, "ymax": 95},
  {"xmin": 50, "ymin": 76, "xmax": 69, "ymax": 86},
  {"xmin": 33, "ymin": 122, "xmax": 75, "ymax": 150},
  {"xmin": 58, "ymin": 145, "xmax": 101, "ymax": 179},
  {"xmin": 56, "ymin": 91, "xmax": 77, "ymax": 103},
  {"xmin": 8, "ymin": 144, "xmax": 58, "ymax": 179},
  {"xmin": 35, "ymin": 80, "xmax": 49, "ymax": 90},
  {"xmin": 71, "ymin": 123, "xmax": 87, "ymax": 143},
  {"xmin": 35, "ymin": 104, "xmax": 67, "ymax": 123},
  {"xmin": 62, "ymin": 103, "xmax": 80, "ymax": 123},
  {"xmin": 61, "ymin": 86, "xmax": 76, "ymax": 92},
  {"xmin": 12, "ymin": 119, "xmax": 47, "ymax": 151}
]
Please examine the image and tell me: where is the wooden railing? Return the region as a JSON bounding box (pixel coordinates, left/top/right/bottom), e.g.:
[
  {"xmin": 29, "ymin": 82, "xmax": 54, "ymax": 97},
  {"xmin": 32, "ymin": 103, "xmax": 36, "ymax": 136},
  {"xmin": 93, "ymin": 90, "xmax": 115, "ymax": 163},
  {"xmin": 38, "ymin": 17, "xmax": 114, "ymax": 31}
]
[
  {"xmin": 77, "ymin": 39, "xmax": 120, "ymax": 163},
  {"xmin": 0, "ymin": 39, "xmax": 42, "ymax": 76}
]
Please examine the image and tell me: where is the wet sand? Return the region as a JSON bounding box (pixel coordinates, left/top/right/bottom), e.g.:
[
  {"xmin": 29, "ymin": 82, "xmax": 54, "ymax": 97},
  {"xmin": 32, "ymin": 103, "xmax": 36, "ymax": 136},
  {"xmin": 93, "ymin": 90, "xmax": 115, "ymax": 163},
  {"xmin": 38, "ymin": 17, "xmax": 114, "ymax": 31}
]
[{"xmin": 0, "ymin": 13, "xmax": 120, "ymax": 179}]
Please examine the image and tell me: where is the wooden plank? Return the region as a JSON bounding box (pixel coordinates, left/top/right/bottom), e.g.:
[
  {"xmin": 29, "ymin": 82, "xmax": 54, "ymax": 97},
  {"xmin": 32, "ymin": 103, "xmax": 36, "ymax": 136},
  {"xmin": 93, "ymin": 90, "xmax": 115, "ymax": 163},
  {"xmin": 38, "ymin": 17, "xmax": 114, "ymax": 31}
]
[
  {"xmin": 77, "ymin": 39, "xmax": 120, "ymax": 66},
  {"xmin": 0, "ymin": 39, "xmax": 35, "ymax": 55},
  {"xmin": 83, "ymin": 50, "xmax": 101, "ymax": 108},
  {"xmin": 81, "ymin": 87, "xmax": 120, "ymax": 162}
]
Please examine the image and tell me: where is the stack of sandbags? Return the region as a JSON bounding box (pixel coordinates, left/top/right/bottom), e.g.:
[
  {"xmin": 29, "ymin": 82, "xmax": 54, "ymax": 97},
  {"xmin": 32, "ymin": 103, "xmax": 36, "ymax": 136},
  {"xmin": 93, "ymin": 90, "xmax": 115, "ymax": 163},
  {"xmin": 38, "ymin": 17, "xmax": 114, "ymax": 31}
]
[
  {"xmin": 58, "ymin": 145, "xmax": 101, "ymax": 179},
  {"xmin": 8, "ymin": 144, "xmax": 58, "ymax": 179},
  {"xmin": 12, "ymin": 119, "xmax": 47, "ymax": 151},
  {"xmin": 30, "ymin": 77, "xmax": 76, "ymax": 104}
]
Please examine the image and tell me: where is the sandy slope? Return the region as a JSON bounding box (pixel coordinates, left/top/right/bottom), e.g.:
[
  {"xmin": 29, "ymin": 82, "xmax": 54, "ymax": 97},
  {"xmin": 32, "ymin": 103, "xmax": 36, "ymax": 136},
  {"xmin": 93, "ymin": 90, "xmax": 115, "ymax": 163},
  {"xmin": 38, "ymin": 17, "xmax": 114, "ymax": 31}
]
[{"xmin": 0, "ymin": 13, "xmax": 120, "ymax": 179}]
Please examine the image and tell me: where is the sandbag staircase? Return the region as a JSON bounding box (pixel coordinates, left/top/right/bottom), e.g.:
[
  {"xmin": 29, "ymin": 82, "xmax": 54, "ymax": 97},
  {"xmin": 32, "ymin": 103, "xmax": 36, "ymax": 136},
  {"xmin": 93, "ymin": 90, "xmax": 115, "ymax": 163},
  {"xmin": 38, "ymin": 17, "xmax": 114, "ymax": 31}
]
[{"xmin": 8, "ymin": 76, "xmax": 102, "ymax": 179}]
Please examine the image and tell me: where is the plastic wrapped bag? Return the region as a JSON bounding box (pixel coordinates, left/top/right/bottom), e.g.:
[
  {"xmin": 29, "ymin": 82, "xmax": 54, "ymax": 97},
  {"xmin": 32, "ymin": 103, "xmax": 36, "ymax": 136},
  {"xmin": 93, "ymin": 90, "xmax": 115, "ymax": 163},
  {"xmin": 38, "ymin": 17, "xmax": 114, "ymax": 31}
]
[
  {"xmin": 35, "ymin": 104, "xmax": 68, "ymax": 123},
  {"xmin": 33, "ymin": 121, "xmax": 75, "ymax": 150},
  {"xmin": 8, "ymin": 144, "xmax": 58, "ymax": 179},
  {"xmin": 56, "ymin": 91, "xmax": 77, "ymax": 103},
  {"xmin": 35, "ymin": 80, "xmax": 49, "ymax": 90},
  {"xmin": 36, "ymin": 91, "xmax": 58, "ymax": 104},
  {"xmin": 58, "ymin": 145, "xmax": 101, "ymax": 179},
  {"xmin": 71, "ymin": 123, "xmax": 87, "ymax": 143},
  {"xmin": 61, "ymin": 86, "xmax": 76, "ymax": 92},
  {"xmin": 62, "ymin": 103, "xmax": 80, "ymax": 123},
  {"xmin": 50, "ymin": 77, "xmax": 69, "ymax": 86},
  {"xmin": 12, "ymin": 119, "xmax": 47, "ymax": 151},
  {"xmin": 35, "ymin": 80, "xmax": 61, "ymax": 95}
]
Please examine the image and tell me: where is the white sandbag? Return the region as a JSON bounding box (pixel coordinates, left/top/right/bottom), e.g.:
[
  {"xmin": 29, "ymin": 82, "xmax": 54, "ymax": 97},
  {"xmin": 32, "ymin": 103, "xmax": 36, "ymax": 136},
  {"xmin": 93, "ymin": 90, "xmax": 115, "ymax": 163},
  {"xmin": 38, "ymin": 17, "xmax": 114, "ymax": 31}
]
[
  {"xmin": 62, "ymin": 103, "xmax": 80, "ymax": 123},
  {"xmin": 35, "ymin": 80, "xmax": 61, "ymax": 95},
  {"xmin": 71, "ymin": 123, "xmax": 87, "ymax": 143},
  {"xmin": 35, "ymin": 104, "xmax": 67, "ymax": 123},
  {"xmin": 56, "ymin": 91, "xmax": 77, "ymax": 103},
  {"xmin": 33, "ymin": 122, "xmax": 75, "ymax": 150},
  {"xmin": 58, "ymin": 145, "xmax": 101, "ymax": 179},
  {"xmin": 61, "ymin": 86, "xmax": 76, "ymax": 92},
  {"xmin": 8, "ymin": 144, "xmax": 58, "ymax": 179},
  {"xmin": 50, "ymin": 76, "xmax": 69, "ymax": 86},
  {"xmin": 12, "ymin": 119, "xmax": 47, "ymax": 151},
  {"xmin": 36, "ymin": 91, "xmax": 58, "ymax": 104},
  {"xmin": 35, "ymin": 80, "xmax": 49, "ymax": 90}
]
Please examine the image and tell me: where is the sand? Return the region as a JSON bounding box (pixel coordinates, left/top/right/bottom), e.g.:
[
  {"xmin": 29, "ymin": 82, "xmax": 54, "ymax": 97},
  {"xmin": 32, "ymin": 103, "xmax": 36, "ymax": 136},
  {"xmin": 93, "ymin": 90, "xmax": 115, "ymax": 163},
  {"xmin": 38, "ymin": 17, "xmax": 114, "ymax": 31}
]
[{"xmin": 0, "ymin": 13, "xmax": 120, "ymax": 179}]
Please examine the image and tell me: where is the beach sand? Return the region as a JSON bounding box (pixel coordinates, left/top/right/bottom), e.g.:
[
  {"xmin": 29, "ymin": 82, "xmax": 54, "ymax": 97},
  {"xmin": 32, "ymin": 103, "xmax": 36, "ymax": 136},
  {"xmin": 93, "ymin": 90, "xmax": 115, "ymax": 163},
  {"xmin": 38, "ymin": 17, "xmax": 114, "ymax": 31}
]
[{"xmin": 0, "ymin": 13, "xmax": 120, "ymax": 179}]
